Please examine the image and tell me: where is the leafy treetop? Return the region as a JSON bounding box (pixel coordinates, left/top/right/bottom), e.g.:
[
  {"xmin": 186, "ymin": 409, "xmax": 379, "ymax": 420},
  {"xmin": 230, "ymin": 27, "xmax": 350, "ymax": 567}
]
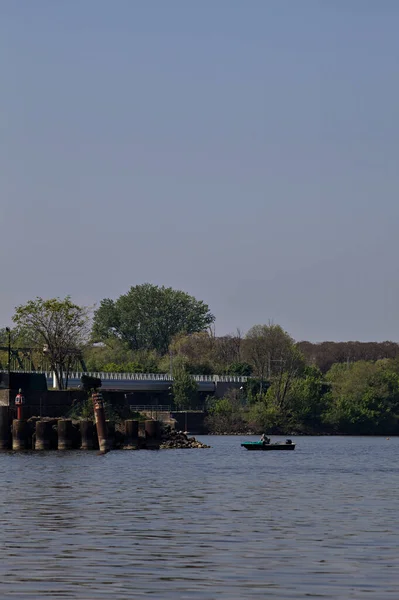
[
  {"xmin": 13, "ymin": 296, "xmax": 90, "ymax": 389},
  {"xmin": 92, "ymin": 283, "xmax": 215, "ymax": 354}
]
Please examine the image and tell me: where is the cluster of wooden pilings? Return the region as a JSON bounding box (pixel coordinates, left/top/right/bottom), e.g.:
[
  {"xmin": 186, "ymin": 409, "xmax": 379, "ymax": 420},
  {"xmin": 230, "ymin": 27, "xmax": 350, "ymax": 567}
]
[{"xmin": 0, "ymin": 406, "xmax": 161, "ymax": 451}]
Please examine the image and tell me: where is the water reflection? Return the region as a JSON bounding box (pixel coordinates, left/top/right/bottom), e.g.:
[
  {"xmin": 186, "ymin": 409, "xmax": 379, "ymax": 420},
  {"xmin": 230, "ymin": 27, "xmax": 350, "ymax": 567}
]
[{"xmin": 0, "ymin": 437, "xmax": 399, "ymax": 598}]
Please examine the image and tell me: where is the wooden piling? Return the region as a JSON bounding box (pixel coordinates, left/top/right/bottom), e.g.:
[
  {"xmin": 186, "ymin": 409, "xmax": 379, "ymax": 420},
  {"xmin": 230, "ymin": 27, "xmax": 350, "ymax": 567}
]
[
  {"xmin": 124, "ymin": 419, "xmax": 139, "ymax": 449},
  {"xmin": 106, "ymin": 420, "xmax": 115, "ymax": 449},
  {"xmin": 35, "ymin": 420, "xmax": 52, "ymax": 450},
  {"xmin": 145, "ymin": 420, "xmax": 159, "ymax": 448},
  {"xmin": 80, "ymin": 420, "xmax": 94, "ymax": 450},
  {"xmin": 0, "ymin": 406, "xmax": 10, "ymax": 450},
  {"xmin": 12, "ymin": 419, "xmax": 28, "ymax": 451},
  {"xmin": 145, "ymin": 419, "xmax": 157, "ymax": 438},
  {"xmin": 57, "ymin": 419, "xmax": 74, "ymax": 450},
  {"xmin": 92, "ymin": 392, "xmax": 109, "ymax": 453}
]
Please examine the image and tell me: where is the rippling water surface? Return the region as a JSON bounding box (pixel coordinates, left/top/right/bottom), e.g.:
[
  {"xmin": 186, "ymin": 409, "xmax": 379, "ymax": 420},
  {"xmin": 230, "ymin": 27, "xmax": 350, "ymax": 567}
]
[{"xmin": 1, "ymin": 436, "xmax": 399, "ymax": 599}]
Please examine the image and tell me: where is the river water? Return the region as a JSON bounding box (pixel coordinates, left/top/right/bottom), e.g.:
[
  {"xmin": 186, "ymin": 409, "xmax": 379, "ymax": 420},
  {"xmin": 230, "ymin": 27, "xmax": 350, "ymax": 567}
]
[{"xmin": 0, "ymin": 435, "xmax": 398, "ymax": 599}]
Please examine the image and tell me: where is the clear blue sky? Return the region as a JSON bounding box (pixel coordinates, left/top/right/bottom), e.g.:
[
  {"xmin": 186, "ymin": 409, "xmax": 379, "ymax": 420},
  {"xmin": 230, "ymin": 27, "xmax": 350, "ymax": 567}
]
[{"xmin": 1, "ymin": 1, "xmax": 399, "ymax": 342}]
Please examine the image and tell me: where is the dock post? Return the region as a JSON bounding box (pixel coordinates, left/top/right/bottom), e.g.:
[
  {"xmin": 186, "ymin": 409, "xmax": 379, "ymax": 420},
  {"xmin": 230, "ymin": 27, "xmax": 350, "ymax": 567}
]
[
  {"xmin": 12, "ymin": 419, "xmax": 28, "ymax": 450},
  {"xmin": 106, "ymin": 421, "xmax": 115, "ymax": 449},
  {"xmin": 35, "ymin": 420, "xmax": 52, "ymax": 450},
  {"xmin": 0, "ymin": 406, "xmax": 10, "ymax": 450},
  {"xmin": 124, "ymin": 419, "xmax": 139, "ymax": 449},
  {"xmin": 80, "ymin": 420, "xmax": 94, "ymax": 450},
  {"xmin": 57, "ymin": 419, "xmax": 74, "ymax": 450},
  {"xmin": 145, "ymin": 420, "xmax": 159, "ymax": 448},
  {"xmin": 92, "ymin": 392, "xmax": 109, "ymax": 453}
]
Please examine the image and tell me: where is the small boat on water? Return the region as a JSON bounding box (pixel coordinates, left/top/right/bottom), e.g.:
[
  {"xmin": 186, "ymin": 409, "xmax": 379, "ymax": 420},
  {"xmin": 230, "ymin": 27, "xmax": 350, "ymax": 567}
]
[{"xmin": 241, "ymin": 439, "xmax": 295, "ymax": 451}]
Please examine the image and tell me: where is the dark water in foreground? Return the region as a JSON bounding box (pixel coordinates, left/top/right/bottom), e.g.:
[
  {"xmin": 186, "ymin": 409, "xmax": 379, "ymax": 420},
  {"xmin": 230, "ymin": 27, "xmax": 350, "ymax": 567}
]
[{"xmin": 0, "ymin": 436, "xmax": 399, "ymax": 599}]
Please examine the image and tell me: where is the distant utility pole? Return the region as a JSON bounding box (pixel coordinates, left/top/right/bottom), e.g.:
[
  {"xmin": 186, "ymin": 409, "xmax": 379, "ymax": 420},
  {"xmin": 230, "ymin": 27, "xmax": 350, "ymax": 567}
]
[{"xmin": 5, "ymin": 327, "xmax": 11, "ymax": 386}]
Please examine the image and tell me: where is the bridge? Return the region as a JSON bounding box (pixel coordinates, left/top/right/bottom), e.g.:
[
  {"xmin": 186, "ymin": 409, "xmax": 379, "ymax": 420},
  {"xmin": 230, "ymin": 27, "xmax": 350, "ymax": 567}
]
[{"xmin": 1, "ymin": 371, "xmax": 248, "ymax": 393}]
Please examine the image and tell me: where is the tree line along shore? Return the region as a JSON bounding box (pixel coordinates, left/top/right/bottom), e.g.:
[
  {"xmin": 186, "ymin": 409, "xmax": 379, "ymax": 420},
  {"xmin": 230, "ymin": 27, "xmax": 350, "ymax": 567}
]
[{"xmin": 2, "ymin": 283, "xmax": 399, "ymax": 436}]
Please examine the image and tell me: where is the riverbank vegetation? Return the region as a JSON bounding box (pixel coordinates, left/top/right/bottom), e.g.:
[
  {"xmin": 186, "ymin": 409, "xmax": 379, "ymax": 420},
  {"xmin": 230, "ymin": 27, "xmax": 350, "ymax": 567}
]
[
  {"xmin": 206, "ymin": 358, "xmax": 399, "ymax": 436},
  {"xmin": 2, "ymin": 285, "xmax": 399, "ymax": 435}
]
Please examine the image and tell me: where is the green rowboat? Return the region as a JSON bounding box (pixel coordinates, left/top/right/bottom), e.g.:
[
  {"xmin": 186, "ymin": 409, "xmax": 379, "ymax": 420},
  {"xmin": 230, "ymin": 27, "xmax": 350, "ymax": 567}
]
[{"xmin": 241, "ymin": 441, "xmax": 295, "ymax": 451}]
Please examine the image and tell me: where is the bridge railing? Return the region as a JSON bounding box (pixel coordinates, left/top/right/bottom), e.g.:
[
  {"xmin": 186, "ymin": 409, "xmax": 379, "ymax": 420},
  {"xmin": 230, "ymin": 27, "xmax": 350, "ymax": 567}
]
[
  {"xmin": 64, "ymin": 372, "xmax": 248, "ymax": 383},
  {"xmin": 0, "ymin": 370, "xmax": 248, "ymax": 384},
  {"xmin": 130, "ymin": 405, "xmax": 171, "ymax": 413}
]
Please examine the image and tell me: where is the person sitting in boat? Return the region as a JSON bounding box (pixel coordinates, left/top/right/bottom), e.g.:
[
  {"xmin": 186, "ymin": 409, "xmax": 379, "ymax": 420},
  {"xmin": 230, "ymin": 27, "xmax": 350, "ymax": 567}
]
[{"xmin": 260, "ymin": 434, "xmax": 270, "ymax": 445}]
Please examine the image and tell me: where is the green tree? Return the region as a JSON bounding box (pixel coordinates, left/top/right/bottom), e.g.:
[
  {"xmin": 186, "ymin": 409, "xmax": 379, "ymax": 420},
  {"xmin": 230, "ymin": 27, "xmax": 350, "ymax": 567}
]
[
  {"xmin": 172, "ymin": 366, "xmax": 198, "ymax": 410},
  {"xmin": 83, "ymin": 338, "xmax": 134, "ymax": 371},
  {"xmin": 226, "ymin": 362, "xmax": 253, "ymax": 376},
  {"xmin": 245, "ymin": 377, "xmax": 270, "ymax": 404},
  {"xmin": 324, "ymin": 361, "xmax": 399, "ymax": 434},
  {"xmin": 205, "ymin": 389, "xmax": 247, "ymax": 433},
  {"xmin": 244, "ymin": 324, "xmax": 305, "ymax": 399},
  {"xmin": 92, "ymin": 284, "xmax": 215, "ymax": 354},
  {"xmin": 158, "ymin": 351, "xmax": 189, "ymax": 375},
  {"xmin": 13, "ymin": 297, "xmax": 90, "ymax": 390},
  {"xmin": 265, "ymin": 346, "xmax": 306, "ymax": 412},
  {"xmin": 244, "ymin": 324, "xmax": 289, "ymax": 386},
  {"xmin": 170, "ymin": 331, "xmax": 216, "ymax": 366},
  {"xmin": 283, "ymin": 366, "xmax": 330, "ymax": 432},
  {"xmin": 246, "ymin": 401, "xmax": 282, "ymax": 433}
]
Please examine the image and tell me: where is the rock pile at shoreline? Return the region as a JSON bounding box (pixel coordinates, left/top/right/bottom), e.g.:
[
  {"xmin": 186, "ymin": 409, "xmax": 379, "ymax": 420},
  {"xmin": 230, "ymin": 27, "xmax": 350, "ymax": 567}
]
[{"xmin": 160, "ymin": 428, "xmax": 210, "ymax": 449}]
